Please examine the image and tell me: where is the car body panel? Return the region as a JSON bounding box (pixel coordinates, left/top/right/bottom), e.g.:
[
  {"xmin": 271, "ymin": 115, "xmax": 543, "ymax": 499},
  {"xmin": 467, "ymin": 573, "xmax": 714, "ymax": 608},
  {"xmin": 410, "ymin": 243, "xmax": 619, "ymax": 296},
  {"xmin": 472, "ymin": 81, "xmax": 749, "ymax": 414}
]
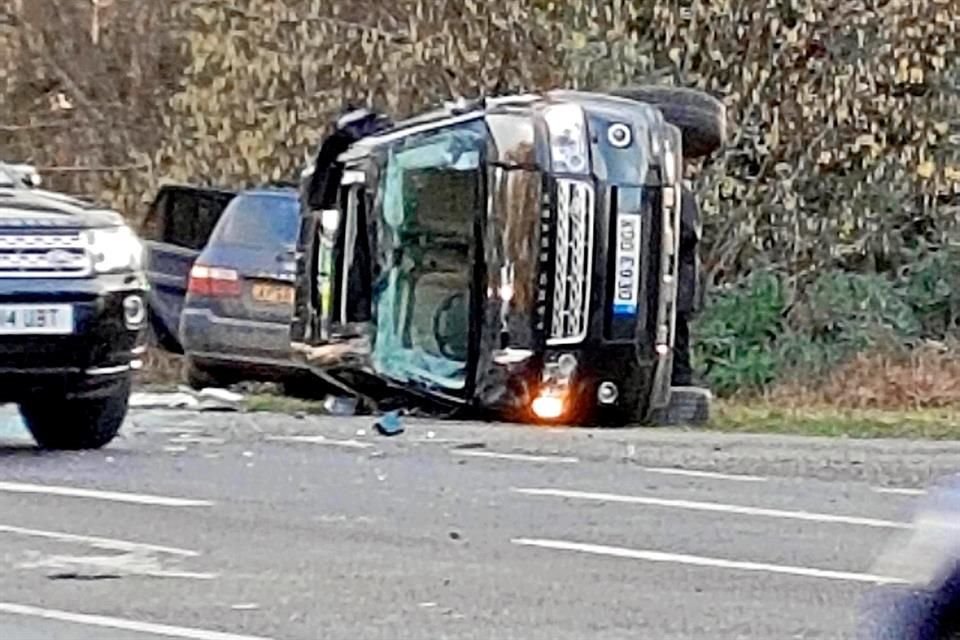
[
  {"xmin": 141, "ymin": 185, "xmax": 236, "ymax": 352},
  {"xmin": 0, "ymin": 164, "xmax": 146, "ymax": 403},
  {"xmin": 290, "ymin": 92, "xmax": 683, "ymax": 423},
  {"xmin": 178, "ymin": 188, "xmax": 301, "ymax": 380}
]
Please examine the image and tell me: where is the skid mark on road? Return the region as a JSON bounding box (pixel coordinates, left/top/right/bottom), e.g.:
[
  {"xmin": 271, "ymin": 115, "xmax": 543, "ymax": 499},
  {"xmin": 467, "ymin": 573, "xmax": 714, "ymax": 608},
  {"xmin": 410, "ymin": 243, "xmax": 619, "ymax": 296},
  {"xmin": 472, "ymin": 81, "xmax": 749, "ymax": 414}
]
[
  {"xmin": 642, "ymin": 467, "xmax": 767, "ymax": 482},
  {"xmin": 0, "ymin": 602, "xmax": 272, "ymax": 640},
  {"xmin": 512, "ymin": 538, "xmax": 906, "ymax": 585},
  {"xmin": 513, "ymin": 487, "xmax": 909, "ymax": 529},
  {"xmin": 19, "ymin": 553, "xmax": 217, "ymax": 580},
  {"xmin": 0, "ymin": 524, "xmax": 199, "ymax": 557},
  {"xmin": 0, "ymin": 482, "xmax": 212, "ymax": 507},
  {"xmin": 452, "ymin": 450, "xmax": 579, "ymax": 464}
]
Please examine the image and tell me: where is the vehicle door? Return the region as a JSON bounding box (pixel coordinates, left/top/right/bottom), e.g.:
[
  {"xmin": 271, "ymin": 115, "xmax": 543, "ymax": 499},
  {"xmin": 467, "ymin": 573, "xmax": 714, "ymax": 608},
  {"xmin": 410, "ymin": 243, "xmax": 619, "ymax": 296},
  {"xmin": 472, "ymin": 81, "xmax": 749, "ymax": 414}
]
[{"xmin": 140, "ymin": 185, "xmax": 235, "ymax": 351}]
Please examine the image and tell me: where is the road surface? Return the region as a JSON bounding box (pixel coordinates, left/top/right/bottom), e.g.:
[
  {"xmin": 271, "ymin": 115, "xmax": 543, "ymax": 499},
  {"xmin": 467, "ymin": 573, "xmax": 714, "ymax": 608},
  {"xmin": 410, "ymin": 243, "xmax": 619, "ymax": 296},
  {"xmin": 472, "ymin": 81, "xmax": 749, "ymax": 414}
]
[{"xmin": 1, "ymin": 404, "xmax": 958, "ymax": 639}]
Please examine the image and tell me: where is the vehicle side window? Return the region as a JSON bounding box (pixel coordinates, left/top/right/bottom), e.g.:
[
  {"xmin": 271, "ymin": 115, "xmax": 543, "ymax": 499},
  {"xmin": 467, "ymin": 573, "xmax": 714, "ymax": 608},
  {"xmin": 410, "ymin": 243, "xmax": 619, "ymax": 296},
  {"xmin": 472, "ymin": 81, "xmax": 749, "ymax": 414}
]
[{"xmin": 144, "ymin": 189, "xmax": 234, "ymax": 251}]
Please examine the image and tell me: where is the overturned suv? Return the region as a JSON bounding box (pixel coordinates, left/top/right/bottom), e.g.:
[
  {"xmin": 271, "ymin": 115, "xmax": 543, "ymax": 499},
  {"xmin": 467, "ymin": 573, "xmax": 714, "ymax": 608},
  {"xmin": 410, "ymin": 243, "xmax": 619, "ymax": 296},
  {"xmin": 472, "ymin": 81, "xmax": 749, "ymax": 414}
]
[
  {"xmin": 292, "ymin": 88, "xmax": 724, "ymax": 425},
  {"xmin": 0, "ymin": 163, "xmax": 146, "ymax": 449}
]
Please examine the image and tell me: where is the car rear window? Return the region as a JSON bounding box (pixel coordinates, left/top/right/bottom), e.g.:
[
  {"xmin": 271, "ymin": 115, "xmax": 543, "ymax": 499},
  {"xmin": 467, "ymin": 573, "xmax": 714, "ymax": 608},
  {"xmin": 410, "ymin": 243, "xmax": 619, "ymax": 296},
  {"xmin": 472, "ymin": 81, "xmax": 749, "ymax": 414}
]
[{"xmin": 209, "ymin": 193, "xmax": 299, "ymax": 246}]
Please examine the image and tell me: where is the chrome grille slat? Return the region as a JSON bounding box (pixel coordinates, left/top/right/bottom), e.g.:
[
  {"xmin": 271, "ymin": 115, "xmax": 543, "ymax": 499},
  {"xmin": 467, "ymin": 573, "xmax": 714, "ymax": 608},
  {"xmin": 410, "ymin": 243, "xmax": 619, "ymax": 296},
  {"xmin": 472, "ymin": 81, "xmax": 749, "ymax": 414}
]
[
  {"xmin": 549, "ymin": 179, "xmax": 594, "ymax": 344},
  {"xmin": 0, "ymin": 231, "xmax": 90, "ymax": 278}
]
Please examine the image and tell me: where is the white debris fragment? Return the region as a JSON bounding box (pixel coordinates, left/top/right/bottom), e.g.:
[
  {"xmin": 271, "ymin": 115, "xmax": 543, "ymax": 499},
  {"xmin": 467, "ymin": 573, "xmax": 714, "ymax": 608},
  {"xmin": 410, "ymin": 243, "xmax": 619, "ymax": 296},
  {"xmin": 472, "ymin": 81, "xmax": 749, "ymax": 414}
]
[
  {"xmin": 198, "ymin": 388, "xmax": 244, "ymax": 404},
  {"xmin": 129, "ymin": 392, "xmax": 199, "ymax": 410}
]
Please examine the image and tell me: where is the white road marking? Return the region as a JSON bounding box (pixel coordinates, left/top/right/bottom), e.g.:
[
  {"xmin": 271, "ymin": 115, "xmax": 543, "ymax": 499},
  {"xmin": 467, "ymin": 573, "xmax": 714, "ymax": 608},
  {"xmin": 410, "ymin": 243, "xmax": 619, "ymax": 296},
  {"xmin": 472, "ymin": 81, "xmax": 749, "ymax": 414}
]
[
  {"xmin": 0, "ymin": 602, "xmax": 273, "ymax": 640},
  {"xmin": 0, "ymin": 524, "xmax": 199, "ymax": 557},
  {"xmin": 513, "ymin": 487, "xmax": 909, "ymax": 529},
  {"xmin": 512, "ymin": 538, "xmax": 907, "ymax": 585},
  {"xmin": 265, "ymin": 435, "xmax": 373, "ymax": 449},
  {"xmin": 0, "ymin": 482, "xmax": 212, "ymax": 507},
  {"xmin": 643, "ymin": 467, "xmax": 767, "ymax": 482},
  {"xmin": 452, "ymin": 450, "xmax": 579, "ymax": 464},
  {"xmin": 873, "ymin": 487, "xmax": 926, "ymax": 496}
]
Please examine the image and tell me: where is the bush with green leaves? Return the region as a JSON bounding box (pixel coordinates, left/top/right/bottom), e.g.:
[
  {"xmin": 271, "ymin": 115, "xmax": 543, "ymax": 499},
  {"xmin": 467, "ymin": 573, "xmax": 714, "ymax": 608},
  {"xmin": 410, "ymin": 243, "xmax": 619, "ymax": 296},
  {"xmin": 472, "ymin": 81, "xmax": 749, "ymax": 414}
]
[{"xmin": 697, "ymin": 257, "xmax": 960, "ymax": 396}]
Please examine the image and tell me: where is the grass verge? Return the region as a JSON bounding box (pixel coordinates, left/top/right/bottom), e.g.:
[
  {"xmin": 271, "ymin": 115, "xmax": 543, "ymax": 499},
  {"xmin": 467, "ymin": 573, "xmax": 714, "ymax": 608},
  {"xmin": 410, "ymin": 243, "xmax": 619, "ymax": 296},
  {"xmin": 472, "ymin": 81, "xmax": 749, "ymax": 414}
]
[
  {"xmin": 243, "ymin": 393, "xmax": 326, "ymax": 416},
  {"xmin": 709, "ymin": 401, "xmax": 960, "ymax": 439}
]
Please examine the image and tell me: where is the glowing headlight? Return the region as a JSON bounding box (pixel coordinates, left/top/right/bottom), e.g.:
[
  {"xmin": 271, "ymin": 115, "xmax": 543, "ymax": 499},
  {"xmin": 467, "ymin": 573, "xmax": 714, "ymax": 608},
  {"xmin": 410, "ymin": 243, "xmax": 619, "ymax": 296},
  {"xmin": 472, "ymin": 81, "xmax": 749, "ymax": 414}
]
[
  {"xmin": 543, "ymin": 104, "xmax": 589, "ymax": 175},
  {"xmin": 86, "ymin": 225, "xmax": 144, "ymax": 274}
]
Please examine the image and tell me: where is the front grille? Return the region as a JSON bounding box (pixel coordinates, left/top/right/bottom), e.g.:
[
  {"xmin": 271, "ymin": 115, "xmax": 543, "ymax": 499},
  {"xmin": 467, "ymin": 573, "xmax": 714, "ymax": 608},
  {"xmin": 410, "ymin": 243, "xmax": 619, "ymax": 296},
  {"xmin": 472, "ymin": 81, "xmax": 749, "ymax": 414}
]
[
  {"xmin": 549, "ymin": 179, "xmax": 594, "ymax": 344},
  {"xmin": 0, "ymin": 231, "xmax": 90, "ymax": 278}
]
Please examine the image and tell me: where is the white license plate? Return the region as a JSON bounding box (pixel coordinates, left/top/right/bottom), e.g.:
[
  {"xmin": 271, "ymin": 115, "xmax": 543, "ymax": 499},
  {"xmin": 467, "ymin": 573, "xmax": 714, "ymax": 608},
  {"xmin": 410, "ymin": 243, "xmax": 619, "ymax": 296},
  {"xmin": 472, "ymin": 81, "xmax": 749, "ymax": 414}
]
[
  {"xmin": 612, "ymin": 213, "xmax": 642, "ymax": 315},
  {"xmin": 0, "ymin": 304, "xmax": 73, "ymax": 335}
]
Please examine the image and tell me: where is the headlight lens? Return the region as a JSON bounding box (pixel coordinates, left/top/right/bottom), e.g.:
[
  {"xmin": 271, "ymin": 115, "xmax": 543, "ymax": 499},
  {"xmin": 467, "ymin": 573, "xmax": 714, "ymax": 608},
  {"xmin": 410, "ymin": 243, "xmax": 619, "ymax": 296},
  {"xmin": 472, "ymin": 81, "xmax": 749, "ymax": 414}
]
[
  {"xmin": 543, "ymin": 104, "xmax": 589, "ymax": 175},
  {"xmin": 86, "ymin": 225, "xmax": 144, "ymax": 273}
]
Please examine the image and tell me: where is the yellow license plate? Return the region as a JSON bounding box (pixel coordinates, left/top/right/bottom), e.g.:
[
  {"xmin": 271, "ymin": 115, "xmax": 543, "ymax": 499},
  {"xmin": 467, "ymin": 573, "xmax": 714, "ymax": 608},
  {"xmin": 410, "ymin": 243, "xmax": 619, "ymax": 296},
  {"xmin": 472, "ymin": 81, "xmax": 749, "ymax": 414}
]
[{"xmin": 251, "ymin": 282, "xmax": 295, "ymax": 305}]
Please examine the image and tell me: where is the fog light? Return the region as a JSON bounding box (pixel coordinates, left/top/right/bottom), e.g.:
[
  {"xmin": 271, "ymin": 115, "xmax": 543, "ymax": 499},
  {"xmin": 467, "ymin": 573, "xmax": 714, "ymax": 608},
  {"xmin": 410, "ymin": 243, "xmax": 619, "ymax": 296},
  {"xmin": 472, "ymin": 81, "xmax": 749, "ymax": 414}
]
[
  {"xmin": 532, "ymin": 394, "xmax": 565, "ymax": 420},
  {"xmin": 123, "ymin": 294, "xmax": 146, "ymax": 329},
  {"xmin": 597, "ymin": 381, "xmax": 619, "ymax": 405},
  {"xmin": 557, "ymin": 353, "xmax": 578, "ymax": 377}
]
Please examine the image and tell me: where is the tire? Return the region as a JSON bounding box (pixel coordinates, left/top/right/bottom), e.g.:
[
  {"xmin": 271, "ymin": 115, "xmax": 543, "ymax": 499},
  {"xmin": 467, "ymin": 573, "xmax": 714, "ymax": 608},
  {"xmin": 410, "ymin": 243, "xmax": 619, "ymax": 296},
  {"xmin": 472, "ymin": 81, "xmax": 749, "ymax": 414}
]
[
  {"xmin": 610, "ymin": 86, "xmax": 727, "ymax": 159},
  {"xmin": 20, "ymin": 377, "xmax": 131, "ymax": 450}
]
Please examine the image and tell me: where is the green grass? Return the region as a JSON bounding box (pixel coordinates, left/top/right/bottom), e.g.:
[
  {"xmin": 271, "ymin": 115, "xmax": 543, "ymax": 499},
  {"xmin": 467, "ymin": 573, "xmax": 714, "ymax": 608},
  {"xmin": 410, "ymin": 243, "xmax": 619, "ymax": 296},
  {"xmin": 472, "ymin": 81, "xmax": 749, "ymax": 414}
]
[
  {"xmin": 709, "ymin": 401, "xmax": 960, "ymax": 439},
  {"xmin": 243, "ymin": 393, "xmax": 326, "ymax": 416}
]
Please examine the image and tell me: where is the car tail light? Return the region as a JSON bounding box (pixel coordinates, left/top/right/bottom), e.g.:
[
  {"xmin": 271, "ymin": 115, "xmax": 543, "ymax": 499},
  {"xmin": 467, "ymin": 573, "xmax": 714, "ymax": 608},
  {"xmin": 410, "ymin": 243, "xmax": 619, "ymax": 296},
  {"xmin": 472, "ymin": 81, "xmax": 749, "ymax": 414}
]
[{"xmin": 188, "ymin": 264, "xmax": 241, "ymax": 297}]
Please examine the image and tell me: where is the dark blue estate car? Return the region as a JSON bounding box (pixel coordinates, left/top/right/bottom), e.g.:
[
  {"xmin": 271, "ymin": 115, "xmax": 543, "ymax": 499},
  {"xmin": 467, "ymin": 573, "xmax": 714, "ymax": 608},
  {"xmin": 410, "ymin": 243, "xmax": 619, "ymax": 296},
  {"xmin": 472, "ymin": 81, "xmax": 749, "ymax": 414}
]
[
  {"xmin": 143, "ymin": 185, "xmax": 307, "ymax": 391},
  {"xmin": 178, "ymin": 188, "xmax": 306, "ymax": 389}
]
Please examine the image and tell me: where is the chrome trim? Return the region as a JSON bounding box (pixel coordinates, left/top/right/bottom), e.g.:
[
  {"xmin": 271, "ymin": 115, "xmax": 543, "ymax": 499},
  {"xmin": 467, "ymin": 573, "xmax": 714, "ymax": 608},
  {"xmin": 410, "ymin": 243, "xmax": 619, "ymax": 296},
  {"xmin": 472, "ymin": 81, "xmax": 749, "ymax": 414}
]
[
  {"xmin": 548, "ymin": 179, "xmax": 594, "ymax": 345},
  {"xmin": 0, "ymin": 231, "xmax": 91, "ymax": 278},
  {"xmin": 85, "ymin": 364, "xmax": 131, "ymax": 376},
  {"xmin": 648, "ymin": 137, "xmax": 683, "ymax": 411},
  {"xmin": 180, "ymin": 309, "xmax": 289, "ymax": 330}
]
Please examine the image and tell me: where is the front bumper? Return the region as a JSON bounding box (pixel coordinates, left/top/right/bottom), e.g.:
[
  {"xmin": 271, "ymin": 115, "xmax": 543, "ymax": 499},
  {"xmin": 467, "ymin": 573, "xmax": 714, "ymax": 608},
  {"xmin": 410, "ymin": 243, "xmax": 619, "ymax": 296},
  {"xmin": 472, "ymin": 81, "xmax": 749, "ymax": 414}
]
[{"xmin": 0, "ymin": 273, "xmax": 146, "ymax": 400}]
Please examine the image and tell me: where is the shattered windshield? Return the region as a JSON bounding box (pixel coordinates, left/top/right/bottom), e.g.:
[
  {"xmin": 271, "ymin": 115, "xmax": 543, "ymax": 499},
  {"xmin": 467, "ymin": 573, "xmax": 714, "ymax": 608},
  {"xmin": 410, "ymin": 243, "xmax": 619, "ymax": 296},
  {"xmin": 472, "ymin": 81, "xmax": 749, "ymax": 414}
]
[{"xmin": 371, "ymin": 119, "xmax": 486, "ymax": 391}]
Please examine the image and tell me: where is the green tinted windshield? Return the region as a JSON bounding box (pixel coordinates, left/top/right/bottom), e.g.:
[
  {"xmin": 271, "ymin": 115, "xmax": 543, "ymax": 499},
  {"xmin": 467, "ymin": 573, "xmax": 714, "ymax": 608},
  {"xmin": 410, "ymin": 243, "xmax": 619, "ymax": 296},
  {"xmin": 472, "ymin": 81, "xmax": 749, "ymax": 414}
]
[{"xmin": 371, "ymin": 119, "xmax": 486, "ymax": 392}]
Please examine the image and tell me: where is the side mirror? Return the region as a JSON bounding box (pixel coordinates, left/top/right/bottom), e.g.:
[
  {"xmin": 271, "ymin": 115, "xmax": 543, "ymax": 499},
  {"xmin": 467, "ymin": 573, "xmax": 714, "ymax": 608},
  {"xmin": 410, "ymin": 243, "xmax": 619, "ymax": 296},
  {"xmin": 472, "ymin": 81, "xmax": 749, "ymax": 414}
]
[{"xmin": 9, "ymin": 164, "xmax": 41, "ymax": 188}]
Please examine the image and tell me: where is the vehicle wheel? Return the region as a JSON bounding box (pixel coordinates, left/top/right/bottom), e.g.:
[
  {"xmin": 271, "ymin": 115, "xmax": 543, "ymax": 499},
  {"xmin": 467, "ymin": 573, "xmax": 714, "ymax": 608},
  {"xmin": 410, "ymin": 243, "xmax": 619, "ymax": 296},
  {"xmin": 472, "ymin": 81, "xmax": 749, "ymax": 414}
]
[
  {"xmin": 20, "ymin": 377, "xmax": 131, "ymax": 450},
  {"xmin": 185, "ymin": 358, "xmax": 228, "ymax": 390},
  {"xmin": 610, "ymin": 86, "xmax": 727, "ymax": 159}
]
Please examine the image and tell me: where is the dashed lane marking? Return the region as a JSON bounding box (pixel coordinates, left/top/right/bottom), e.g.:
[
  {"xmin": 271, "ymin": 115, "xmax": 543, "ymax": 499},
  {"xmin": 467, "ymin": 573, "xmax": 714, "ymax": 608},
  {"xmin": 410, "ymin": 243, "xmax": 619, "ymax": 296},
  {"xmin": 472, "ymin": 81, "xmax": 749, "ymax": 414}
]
[
  {"xmin": 512, "ymin": 538, "xmax": 907, "ymax": 585},
  {"xmin": 0, "ymin": 524, "xmax": 199, "ymax": 557},
  {"xmin": 0, "ymin": 602, "xmax": 273, "ymax": 640},
  {"xmin": 452, "ymin": 450, "xmax": 579, "ymax": 464},
  {"xmin": 0, "ymin": 482, "xmax": 212, "ymax": 507},
  {"xmin": 513, "ymin": 487, "xmax": 908, "ymax": 529}
]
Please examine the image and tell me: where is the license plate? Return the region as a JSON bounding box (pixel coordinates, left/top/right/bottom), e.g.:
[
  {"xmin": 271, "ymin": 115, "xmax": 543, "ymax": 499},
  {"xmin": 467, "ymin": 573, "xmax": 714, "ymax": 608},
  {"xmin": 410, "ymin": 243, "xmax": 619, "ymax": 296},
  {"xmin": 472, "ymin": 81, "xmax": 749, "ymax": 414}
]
[
  {"xmin": 251, "ymin": 282, "xmax": 295, "ymax": 305},
  {"xmin": 612, "ymin": 213, "xmax": 642, "ymax": 315},
  {"xmin": 0, "ymin": 304, "xmax": 73, "ymax": 335}
]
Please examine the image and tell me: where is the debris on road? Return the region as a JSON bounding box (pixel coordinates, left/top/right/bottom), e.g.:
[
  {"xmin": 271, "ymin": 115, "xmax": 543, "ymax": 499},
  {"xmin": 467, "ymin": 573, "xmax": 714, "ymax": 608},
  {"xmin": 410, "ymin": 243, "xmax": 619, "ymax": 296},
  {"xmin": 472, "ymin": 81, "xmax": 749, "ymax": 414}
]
[
  {"xmin": 129, "ymin": 392, "xmax": 200, "ymax": 410},
  {"xmin": 374, "ymin": 410, "xmax": 404, "ymax": 437},
  {"xmin": 323, "ymin": 395, "xmax": 358, "ymax": 416},
  {"xmin": 129, "ymin": 387, "xmax": 244, "ymax": 412}
]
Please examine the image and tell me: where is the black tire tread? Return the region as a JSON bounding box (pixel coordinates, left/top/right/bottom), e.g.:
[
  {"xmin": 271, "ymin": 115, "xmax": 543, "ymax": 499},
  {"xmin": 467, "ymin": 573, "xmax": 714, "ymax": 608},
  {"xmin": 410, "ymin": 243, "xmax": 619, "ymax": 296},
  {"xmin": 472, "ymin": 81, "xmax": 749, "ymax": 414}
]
[
  {"xmin": 21, "ymin": 377, "xmax": 130, "ymax": 450},
  {"xmin": 610, "ymin": 86, "xmax": 727, "ymax": 159}
]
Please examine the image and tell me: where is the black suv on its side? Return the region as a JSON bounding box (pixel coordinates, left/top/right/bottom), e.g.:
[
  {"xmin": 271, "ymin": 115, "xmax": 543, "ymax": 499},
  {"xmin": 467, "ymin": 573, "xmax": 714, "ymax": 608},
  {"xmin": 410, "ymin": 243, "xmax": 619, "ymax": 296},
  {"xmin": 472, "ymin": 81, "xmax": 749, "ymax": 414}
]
[{"xmin": 0, "ymin": 163, "xmax": 147, "ymax": 449}]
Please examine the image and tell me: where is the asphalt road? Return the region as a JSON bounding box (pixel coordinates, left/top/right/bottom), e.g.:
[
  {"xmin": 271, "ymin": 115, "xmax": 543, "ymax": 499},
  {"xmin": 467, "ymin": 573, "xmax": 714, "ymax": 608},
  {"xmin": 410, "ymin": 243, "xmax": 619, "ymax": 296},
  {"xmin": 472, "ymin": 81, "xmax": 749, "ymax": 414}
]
[{"xmin": 0, "ymin": 403, "xmax": 957, "ymax": 640}]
